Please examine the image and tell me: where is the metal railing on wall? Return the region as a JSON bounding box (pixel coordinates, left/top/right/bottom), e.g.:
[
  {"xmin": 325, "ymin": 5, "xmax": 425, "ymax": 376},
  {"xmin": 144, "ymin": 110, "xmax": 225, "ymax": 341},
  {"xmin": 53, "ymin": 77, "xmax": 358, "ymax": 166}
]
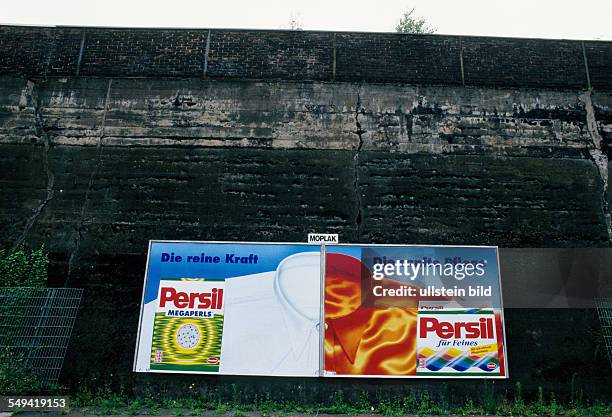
[
  {"xmin": 0, "ymin": 287, "xmax": 83, "ymax": 386},
  {"xmin": 595, "ymin": 298, "xmax": 612, "ymax": 368}
]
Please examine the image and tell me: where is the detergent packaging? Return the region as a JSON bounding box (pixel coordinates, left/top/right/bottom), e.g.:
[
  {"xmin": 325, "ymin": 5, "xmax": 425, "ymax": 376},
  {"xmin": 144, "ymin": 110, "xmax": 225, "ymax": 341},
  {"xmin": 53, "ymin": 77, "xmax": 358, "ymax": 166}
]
[
  {"xmin": 416, "ymin": 302, "xmax": 503, "ymax": 376},
  {"xmin": 149, "ymin": 279, "xmax": 225, "ymax": 372}
]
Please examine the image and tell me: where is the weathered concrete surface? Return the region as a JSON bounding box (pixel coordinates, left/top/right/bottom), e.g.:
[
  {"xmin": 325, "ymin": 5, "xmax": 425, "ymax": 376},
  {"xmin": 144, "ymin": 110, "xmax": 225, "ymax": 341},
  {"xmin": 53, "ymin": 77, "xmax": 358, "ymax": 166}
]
[
  {"xmin": 1, "ymin": 76, "xmax": 611, "ymax": 250},
  {"xmin": 1, "ymin": 75, "xmax": 612, "ymax": 400},
  {"xmin": 0, "ymin": 77, "xmax": 606, "ymax": 152}
]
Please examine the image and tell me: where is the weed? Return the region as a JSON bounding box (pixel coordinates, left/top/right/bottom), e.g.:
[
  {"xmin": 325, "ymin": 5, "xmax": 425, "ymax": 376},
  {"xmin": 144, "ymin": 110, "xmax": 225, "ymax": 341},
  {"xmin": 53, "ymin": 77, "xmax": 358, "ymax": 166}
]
[
  {"xmin": 129, "ymin": 399, "xmax": 153, "ymax": 416},
  {"xmin": 55, "ymin": 380, "xmax": 612, "ymax": 417},
  {"xmin": 257, "ymin": 392, "xmax": 275, "ymax": 413},
  {"xmin": 480, "ymin": 379, "xmax": 497, "ymax": 414},
  {"xmin": 215, "ymin": 402, "xmax": 229, "ymax": 415},
  {"xmin": 417, "ymin": 391, "xmax": 433, "ymax": 414},
  {"xmin": 531, "ymin": 385, "xmax": 546, "ymax": 415},
  {"xmin": 378, "ymin": 398, "xmax": 402, "ymax": 416},
  {"xmin": 356, "ymin": 390, "xmax": 370, "ymax": 411},
  {"xmin": 547, "ymin": 392, "xmax": 559, "ymax": 417},
  {"xmin": 459, "ymin": 398, "xmax": 479, "ymax": 414},
  {"xmin": 328, "ymin": 389, "xmax": 354, "ymax": 414},
  {"xmin": 230, "ymin": 383, "xmax": 240, "ymax": 406},
  {"xmin": 0, "ymin": 349, "xmax": 45, "ymax": 395},
  {"xmin": 0, "ymin": 244, "xmax": 48, "ymax": 287},
  {"xmin": 148, "ymin": 404, "xmax": 160, "ymax": 416}
]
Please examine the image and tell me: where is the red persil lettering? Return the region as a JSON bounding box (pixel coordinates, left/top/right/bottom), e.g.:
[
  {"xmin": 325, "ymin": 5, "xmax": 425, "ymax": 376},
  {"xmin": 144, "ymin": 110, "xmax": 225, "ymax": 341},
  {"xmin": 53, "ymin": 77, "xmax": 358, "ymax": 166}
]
[
  {"xmin": 159, "ymin": 287, "xmax": 223, "ymax": 310},
  {"xmin": 419, "ymin": 317, "xmax": 494, "ymax": 339}
]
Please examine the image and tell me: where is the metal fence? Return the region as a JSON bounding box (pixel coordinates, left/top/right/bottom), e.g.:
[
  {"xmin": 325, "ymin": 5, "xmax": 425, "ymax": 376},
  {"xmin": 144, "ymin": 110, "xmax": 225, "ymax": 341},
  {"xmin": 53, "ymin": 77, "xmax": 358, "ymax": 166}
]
[
  {"xmin": 595, "ymin": 298, "xmax": 612, "ymax": 368},
  {"xmin": 0, "ymin": 287, "xmax": 83, "ymax": 386}
]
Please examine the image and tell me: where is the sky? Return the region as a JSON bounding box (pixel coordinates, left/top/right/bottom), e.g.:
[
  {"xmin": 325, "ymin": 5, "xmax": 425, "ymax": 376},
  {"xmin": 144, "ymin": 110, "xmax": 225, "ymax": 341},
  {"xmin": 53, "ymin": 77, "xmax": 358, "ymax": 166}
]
[{"xmin": 1, "ymin": 0, "xmax": 611, "ymax": 40}]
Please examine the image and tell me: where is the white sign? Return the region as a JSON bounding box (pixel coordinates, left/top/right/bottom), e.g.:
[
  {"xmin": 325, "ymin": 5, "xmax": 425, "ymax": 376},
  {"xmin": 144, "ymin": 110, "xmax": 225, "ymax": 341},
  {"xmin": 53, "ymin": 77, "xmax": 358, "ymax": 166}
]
[{"xmin": 307, "ymin": 233, "xmax": 339, "ymax": 244}]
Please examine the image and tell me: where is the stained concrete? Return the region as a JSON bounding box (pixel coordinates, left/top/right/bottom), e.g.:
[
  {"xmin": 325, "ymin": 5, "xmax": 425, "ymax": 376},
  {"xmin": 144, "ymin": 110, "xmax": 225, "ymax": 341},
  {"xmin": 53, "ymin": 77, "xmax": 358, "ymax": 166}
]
[{"xmin": 1, "ymin": 74, "xmax": 611, "ymax": 400}]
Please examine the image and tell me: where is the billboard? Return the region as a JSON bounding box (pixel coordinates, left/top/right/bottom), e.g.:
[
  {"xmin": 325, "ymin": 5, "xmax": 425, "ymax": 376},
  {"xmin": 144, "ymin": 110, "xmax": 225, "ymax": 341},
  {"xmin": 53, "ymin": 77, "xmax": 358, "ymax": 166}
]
[
  {"xmin": 324, "ymin": 246, "xmax": 506, "ymax": 377},
  {"xmin": 134, "ymin": 241, "xmax": 507, "ymax": 378}
]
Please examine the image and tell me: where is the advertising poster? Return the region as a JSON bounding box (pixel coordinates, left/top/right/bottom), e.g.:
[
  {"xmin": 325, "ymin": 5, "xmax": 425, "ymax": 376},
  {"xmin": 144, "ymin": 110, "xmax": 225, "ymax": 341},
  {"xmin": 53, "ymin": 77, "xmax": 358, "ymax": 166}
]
[
  {"xmin": 134, "ymin": 241, "xmax": 322, "ymax": 376},
  {"xmin": 324, "ymin": 245, "xmax": 507, "ymax": 378},
  {"xmin": 135, "ymin": 241, "xmax": 507, "ymax": 378}
]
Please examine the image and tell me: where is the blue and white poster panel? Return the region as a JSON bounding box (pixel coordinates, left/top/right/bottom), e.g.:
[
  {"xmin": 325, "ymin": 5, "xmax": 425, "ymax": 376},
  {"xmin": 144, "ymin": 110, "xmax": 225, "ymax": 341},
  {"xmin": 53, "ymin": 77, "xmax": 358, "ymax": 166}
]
[{"xmin": 133, "ymin": 241, "xmax": 322, "ymax": 376}]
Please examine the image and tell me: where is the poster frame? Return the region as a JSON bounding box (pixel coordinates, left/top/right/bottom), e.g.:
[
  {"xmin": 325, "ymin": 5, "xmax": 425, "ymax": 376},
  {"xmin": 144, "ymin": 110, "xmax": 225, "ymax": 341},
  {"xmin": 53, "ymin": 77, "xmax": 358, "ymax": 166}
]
[{"xmin": 132, "ymin": 240, "xmax": 508, "ymax": 379}]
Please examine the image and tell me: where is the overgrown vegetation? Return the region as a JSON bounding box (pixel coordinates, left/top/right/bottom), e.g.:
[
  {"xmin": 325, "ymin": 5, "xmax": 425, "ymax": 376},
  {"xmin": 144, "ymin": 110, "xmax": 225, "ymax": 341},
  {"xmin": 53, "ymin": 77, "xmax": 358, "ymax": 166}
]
[
  {"xmin": 0, "ymin": 244, "xmax": 50, "ymax": 395},
  {"xmin": 395, "ymin": 8, "xmax": 436, "ymax": 34},
  {"xmin": 0, "ymin": 244, "xmax": 49, "ymax": 287},
  {"xmin": 70, "ymin": 382, "xmax": 612, "ymax": 417},
  {"xmin": 0, "ymin": 350, "xmax": 46, "ymax": 395}
]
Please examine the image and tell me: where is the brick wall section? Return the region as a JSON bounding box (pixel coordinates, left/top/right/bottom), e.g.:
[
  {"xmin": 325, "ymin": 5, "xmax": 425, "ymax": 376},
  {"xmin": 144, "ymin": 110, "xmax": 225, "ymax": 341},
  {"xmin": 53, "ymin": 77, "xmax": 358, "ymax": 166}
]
[
  {"xmin": 334, "ymin": 33, "xmax": 462, "ymax": 85},
  {"xmin": 461, "ymin": 37, "xmax": 587, "ymax": 89},
  {"xmin": 584, "ymin": 41, "xmax": 612, "ymax": 90},
  {"xmin": 0, "ymin": 27, "xmax": 53, "ymax": 75},
  {"xmin": 1, "ymin": 26, "xmax": 611, "ymax": 89},
  {"xmin": 0, "ymin": 27, "xmax": 82, "ymax": 76},
  {"xmin": 79, "ymin": 29, "xmax": 206, "ymax": 77},
  {"xmin": 207, "ymin": 30, "xmax": 333, "ymax": 80},
  {"xmin": 47, "ymin": 28, "xmax": 83, "ymax": 76}
]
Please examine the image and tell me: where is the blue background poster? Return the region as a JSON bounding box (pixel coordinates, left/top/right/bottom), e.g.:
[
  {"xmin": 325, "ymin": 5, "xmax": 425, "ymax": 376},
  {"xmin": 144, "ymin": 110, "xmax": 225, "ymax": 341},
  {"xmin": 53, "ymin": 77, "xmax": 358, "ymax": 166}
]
[{"xmin": 134, "ymin": 241, "xmax": 322, "ymax": 376}]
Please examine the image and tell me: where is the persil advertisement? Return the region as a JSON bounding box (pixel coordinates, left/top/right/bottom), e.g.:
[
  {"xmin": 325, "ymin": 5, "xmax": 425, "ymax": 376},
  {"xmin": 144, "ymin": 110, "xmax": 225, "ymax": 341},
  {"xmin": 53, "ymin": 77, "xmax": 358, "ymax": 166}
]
[
  {"xmin": 134, "ymin": 241, "xmax": 322, "ymax": 376},
  {"xmin": 134, "ymin": 241, "xmax": 507, "ymax": 378}
]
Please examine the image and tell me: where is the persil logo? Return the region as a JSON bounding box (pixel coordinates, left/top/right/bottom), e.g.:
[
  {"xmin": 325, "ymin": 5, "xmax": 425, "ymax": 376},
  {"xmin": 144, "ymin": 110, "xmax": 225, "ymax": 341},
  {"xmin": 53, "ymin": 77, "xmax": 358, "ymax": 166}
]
[
  {"xmin": 419, "ymin": 317, "xmax": 494, "ymax": 339},
  {"xmin": 159, "ymin": 287, "xmax": 223, "ymax": 310}
]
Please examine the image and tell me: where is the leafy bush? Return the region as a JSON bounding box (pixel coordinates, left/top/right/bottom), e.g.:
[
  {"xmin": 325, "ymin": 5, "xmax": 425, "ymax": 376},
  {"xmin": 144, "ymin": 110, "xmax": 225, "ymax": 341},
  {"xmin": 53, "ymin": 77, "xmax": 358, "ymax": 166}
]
[
  {"xmin": 0, "ymin": 244, "xmax": 49, "ymax": 394},
  {"xmin": 0, "ymin": 350, "xmax": 44, "ymax": 395},
  {"xmin": 0, "ymin": 244, "xmax": 48, "ymax": 287}
]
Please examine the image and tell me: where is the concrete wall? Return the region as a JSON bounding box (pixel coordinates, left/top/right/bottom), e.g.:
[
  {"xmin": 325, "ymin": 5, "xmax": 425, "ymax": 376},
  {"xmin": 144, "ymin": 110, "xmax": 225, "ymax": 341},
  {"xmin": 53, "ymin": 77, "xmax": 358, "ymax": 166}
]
[{"xmin": 1, "ymin": 26, "xmax": 612, "ymax": 402}]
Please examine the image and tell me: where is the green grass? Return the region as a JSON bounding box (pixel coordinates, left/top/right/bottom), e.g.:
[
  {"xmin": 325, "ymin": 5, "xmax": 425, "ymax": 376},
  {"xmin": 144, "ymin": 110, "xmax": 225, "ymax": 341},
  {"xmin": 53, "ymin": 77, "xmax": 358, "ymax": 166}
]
[{"xmin": 68, "ymin": 383, "xmax": 612, "ymax": 417}]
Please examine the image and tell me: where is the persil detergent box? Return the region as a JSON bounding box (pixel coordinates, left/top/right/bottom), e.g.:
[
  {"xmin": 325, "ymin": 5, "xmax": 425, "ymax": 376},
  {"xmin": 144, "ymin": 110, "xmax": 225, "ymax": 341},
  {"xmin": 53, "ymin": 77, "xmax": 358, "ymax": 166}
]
[
  {"xmin": 416, "ymin": 302, "xmax": 501, "ymax": 376},
  {"xmin": 150, "ymin": 279, "xmax": 224, "ymax": 372}
]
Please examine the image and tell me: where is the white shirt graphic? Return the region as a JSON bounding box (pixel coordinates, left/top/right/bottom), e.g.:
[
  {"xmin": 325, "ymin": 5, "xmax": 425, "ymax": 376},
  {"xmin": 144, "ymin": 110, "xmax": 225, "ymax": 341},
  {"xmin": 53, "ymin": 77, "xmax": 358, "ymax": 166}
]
[{"xmin": 219, "ymin": 252, "xmax": 321, "ymax": 376}]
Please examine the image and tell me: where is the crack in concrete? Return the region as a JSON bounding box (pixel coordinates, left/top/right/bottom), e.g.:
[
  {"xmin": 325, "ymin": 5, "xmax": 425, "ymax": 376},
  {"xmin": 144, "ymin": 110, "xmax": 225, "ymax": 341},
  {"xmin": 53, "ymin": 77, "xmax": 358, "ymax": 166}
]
[
  {"xmin": 66, "ymin": 79, "xmax": 113, "ymax": 284},
  {"xmin": 580, "ymin": 90, "xmax": 611, "ymax": 241},
  {"xmin": 353, "ymin": 89, "xmax": 366, "ymax": 240},
  {"xmin": 13, "ymin": 80, "xmax": 55, "ymax": 250}
]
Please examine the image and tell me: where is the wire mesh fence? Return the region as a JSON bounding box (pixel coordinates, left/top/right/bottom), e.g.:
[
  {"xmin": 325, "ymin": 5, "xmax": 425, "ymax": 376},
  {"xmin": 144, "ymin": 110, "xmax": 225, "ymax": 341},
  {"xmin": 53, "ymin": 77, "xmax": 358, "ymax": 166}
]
[
  {"xmin": 0, "ymin": 287, "xmax": 83, "ymax": 386},
  {"xmin": 595, "ymin": 297, "xmax": 612, "ymax": 368}
]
